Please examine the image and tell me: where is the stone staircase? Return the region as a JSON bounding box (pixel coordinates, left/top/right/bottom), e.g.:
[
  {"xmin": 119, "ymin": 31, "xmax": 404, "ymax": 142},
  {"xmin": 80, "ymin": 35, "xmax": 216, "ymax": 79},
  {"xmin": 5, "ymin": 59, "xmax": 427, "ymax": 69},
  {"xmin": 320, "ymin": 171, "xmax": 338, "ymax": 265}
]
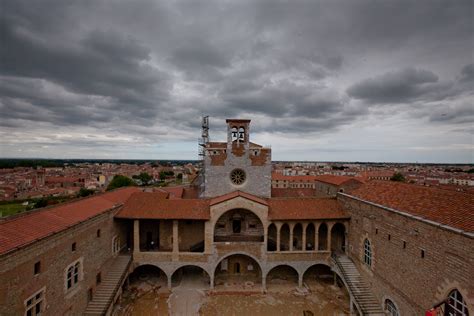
[
  {"xmin": 332, "ymin": 254, "xmax": 384, "ymax": 315},
  {"xmin": 84, "ymin": 254, "xmax": 131, "ymax": 316}
]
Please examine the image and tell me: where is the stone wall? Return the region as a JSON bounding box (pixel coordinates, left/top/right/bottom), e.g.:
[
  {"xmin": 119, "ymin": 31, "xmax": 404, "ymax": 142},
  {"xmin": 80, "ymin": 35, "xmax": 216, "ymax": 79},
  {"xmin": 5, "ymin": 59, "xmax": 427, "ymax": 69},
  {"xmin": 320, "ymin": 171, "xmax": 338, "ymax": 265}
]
[
  {"xmin": 0, "ymin": 208, "xmax": 124, "ymax": 315},
  {"xmin": 338, "ymin": 193, "xmax": 474, "ymax": 315}
]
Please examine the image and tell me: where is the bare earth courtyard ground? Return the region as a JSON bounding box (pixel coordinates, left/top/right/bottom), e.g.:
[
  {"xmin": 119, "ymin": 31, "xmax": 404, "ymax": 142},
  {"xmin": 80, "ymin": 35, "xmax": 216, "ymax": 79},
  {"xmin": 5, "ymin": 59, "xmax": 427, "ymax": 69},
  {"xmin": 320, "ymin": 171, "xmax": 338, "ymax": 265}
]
[{"xmin": 115, "ymin": 273, "xmax": 350, "ymax": 316}]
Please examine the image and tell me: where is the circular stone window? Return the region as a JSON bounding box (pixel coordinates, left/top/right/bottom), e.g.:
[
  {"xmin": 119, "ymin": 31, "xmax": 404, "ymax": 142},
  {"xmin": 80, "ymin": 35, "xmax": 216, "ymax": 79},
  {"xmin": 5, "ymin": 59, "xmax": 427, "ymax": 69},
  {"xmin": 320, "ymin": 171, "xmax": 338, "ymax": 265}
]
[{"xmin": 230, "ymin": 168, "xmax": 246, "ymax": 185}]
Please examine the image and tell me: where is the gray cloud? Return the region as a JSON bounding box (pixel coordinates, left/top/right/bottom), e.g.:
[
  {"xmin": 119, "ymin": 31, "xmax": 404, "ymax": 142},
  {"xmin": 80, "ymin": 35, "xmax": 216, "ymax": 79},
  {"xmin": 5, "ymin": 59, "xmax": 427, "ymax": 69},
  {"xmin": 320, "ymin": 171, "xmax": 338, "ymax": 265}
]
[
  {"xmin": 347, "ymin": 68, "xmax": 440, "ymax": 104},
  {"xmin": 0, "ymin": 0, "xmax": 472, "ymax": 162}
]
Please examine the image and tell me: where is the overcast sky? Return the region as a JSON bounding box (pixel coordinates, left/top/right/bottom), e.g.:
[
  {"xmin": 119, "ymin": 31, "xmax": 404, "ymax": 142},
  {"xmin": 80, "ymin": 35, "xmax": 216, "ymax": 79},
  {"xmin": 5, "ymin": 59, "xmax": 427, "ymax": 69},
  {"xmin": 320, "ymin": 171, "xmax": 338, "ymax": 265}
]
[{"xmin": 1, "ymin": 0, "xmax": 473, "ymax": 163}]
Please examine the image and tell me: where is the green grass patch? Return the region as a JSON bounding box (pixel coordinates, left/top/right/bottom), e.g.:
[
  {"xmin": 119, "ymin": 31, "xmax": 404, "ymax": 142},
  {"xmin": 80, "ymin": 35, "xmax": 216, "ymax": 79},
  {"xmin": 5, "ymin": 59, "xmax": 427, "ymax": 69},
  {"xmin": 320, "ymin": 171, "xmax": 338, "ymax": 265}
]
[{"xmin": 0, "ymin": 203, "xmax": 28, "ymax": 217}]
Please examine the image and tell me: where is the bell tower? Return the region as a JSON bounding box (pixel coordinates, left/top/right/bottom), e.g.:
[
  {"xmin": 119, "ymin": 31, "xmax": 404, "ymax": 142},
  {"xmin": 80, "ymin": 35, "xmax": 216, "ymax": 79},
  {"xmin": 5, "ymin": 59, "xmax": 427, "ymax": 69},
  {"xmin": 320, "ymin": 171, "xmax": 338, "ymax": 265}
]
[{"xmin": 200, "ymin": 118, "xmax": 272, "ymax": 198}]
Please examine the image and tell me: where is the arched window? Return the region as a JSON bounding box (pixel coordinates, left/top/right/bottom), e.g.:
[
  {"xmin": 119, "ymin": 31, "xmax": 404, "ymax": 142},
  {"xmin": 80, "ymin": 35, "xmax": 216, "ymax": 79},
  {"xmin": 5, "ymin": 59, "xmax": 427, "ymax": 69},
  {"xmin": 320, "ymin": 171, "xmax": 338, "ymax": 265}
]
[
  {"xmin": 364, "ymin": 239, "xmax": 372, "ymax": 267},
  {"xmin": 448, "ymin": 290, "xmax": 469, "ymax": 315},
  {"xmin": 385, "ymin": 299, "xmax": 399, "ymax": 316},
  {"xmin": 231, "ymin": 127, "xmax": 238, "ymax": 141},
  {"xmin": 238, "ymin": 127, "xmax": 245, "ymax": 141}
]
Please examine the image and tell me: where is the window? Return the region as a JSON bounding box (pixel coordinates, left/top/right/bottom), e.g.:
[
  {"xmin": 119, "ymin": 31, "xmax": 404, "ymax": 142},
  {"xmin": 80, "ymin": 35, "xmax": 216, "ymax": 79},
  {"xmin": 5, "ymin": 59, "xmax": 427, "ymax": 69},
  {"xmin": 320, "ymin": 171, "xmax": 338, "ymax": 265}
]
[
  {"xmin": 230, "ymin": 169, "xmax": 246, "ymax": 185},
  {"xmin": 364, "ymin": 239, "xmax": 372, "ymax": 267},
  {"xmin": 375, "ymin": 228, "xmax": 378, "ymax": 234},
  {"xmin": 96, "ymin": 272, "xmax": 101, "ymax": 285},
  {"xmin": 112, "ymin": 236, "xmax": 120, "ymax": 255},
  {"xmin": 96, "ymin": 229, "xmax": 101, "ymax": 238},
  {"xmin": 388, "ymin": 234, "xmax": 391, "ymax": 241},
  {"xmin": 71, "ymin": 242, "xmax": 76, "ymax": 252},
  {"xmin": 66, "ymin": 260, "xmax": 82, "ymax": 290},
  {"xmin": 402, "ymin": 241, "xmax": 406, "ymax": 249},
  {"xmin": 385, "ymin": 299, "xmax": 399, "ymax": 316},
  {"xmin": 421, "ymin": 249, "xmax": 425, "ymax": 258},
  {"xmin": 447, "ymin": 290, "xmax": 469, "ymax": 316},
  {"xmin": 34, "ymin": 261, "xmax": 41, "ymax": 275},
  {"xmin": 25, "ymin": 288, "xmax": 45, "ymax": 316}
]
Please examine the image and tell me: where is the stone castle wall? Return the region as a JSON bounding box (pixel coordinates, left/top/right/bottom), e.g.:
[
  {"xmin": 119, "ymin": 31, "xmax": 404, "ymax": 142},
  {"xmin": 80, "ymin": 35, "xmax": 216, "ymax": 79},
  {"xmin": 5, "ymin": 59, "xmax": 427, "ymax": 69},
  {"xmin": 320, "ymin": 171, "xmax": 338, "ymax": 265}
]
[
  {"xmin": 338, "ymin": 193, "xmax": 474, "ymax": 315},
  {"xmin": 0, "ymin": 208, "xmax": 125, "ymax": 316}
]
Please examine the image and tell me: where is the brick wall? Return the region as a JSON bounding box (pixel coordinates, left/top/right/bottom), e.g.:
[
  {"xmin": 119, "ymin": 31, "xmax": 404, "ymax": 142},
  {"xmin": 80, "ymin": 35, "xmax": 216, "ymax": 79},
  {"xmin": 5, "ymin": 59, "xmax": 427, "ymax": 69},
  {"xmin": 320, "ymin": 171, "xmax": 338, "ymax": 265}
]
[
  {"xmin": 0, "ymin": 208, "xmax": 125, "ymax": 315},
  {"xmin": 338, "ymin": 194, "xmax": 474, "ymax": 315}
]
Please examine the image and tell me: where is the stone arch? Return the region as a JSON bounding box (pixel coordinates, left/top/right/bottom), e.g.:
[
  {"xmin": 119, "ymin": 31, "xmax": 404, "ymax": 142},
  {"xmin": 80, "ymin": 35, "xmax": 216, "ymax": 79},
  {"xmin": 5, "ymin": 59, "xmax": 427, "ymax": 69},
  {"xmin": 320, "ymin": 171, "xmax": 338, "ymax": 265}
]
[
  {"xmin": 444, "ymin": 287, "xmax": 472, "ymax": 316},
  {"xmin": 382, "ymin": 295, "xmax": 401, "ymax": 316},
  {"xmin": 280, "ymin": 223, "xmax": 290, "ymax": 251},
  {"xmin": 318, "ymin": 222, "xmax": 328, "ymax": 250},
  {"xmin": 435, "ymin": 281, "xmax": 473, "ymax": 316},
  {"xmin": 171, "ymin": 265, "xmax": 211, "ymax": 288},
  {"xmin": 214, "ymin": 209, "xmax": 264, "ymax": 242},
  {"xmin": 293, "ymin": 223, "xmax": 303, "ymax": 250},
  {"xmin": 306, "ymin": 223, "xmax": 315, "ymax": 250},
  {"xmin": 214, "ymin": 252, "xmax": 263, "ymax": 289},
  {"xmin": 265, "ymin": 265, "xmax": 299, "ymax": 290},
  {"xmin": 129, "ymin": 264, "xmax": 168, "ymax": 288},
  {"xmin": 331, "ymin": 222, "xmax": 346, "ymax": 253},
  {"xmin": 267, "ymin": 223, "xmax": 277, "ymax": 251}
]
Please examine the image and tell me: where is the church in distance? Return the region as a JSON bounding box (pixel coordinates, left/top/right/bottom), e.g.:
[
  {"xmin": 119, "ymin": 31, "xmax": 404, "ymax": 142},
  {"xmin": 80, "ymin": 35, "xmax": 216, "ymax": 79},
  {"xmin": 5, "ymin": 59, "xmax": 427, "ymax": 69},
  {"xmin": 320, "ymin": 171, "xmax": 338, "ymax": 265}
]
[{"xmin": 0, "ymin": 118, "xmax": 472, "ymax": 315}]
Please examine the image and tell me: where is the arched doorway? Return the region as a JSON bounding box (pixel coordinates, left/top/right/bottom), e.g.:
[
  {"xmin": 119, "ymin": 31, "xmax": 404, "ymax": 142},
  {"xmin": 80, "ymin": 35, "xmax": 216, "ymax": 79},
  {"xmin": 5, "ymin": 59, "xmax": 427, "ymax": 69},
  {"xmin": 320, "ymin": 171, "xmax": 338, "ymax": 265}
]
[
  {"xmin": 266, "ymin": 265, "xmax": 299, "ymax": 291},
  {"xmin": 171, "ymin": 265, "xmax": 210, "ymax": 288},
  {"xmin": 306, "ymin": 223, "xmax": 315, "ymax": 250},
  {"xmin": 318, "ymin": 223, "xmax": 328, "ymax": 250},
  {"xmin": 128, "ymin": 265, "xmax": 167, "ymax": 290},
  {"xmin": 303, "ymin": 264, "xmax": 349, "ymax": 306},
  {"xmin": 214, "ymin": 254, "xmax": 262, "ymax": 290},
  {"xmin": 267, "ymin": 223, "xmax": 277, "ymax": 251},
  {"xmin": 280, "ymin": 223, "xmax": 290, "ymax": 251},
  {"xmin": 331, "ymin": 223, "xmax": 346, "ymax": 253},
  {"xmin": 293, "ymin": 223, "xmax": 303, "ymax": 250},
  {"xmin": 214, "ymin": 209, "xmax": 264, "ymax": 242}
]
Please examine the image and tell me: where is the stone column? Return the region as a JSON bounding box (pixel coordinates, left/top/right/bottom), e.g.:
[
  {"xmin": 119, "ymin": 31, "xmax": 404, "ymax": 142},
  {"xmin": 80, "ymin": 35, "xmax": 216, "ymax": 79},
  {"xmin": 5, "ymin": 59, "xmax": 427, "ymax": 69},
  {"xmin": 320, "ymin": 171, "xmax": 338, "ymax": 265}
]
[
  {"xmin": 302, "ymin": 222, "xmax": 308, "ymax": 251},
  {"xmin": 314, "ymin": 222, "xmax": 319, "ymax": 251},
  {"xmin": 289, "ymin": 223, "xmax": 294, "ymax": 252},
  {"xmin": 133, "ymin": 220, "xmax": 140, "ymax": 253},
  {"xmin": 262, "ymin": 274, "xmax": 267, "ymax": 292},
  {"xmin": 298, "ymin": 272, "xmax": 303, "ymax": 288},
  {"xmin": 276, "ymin": 223, "xmax": 281, "ymax": 252},
  {"xmin": 327, "ymin": 223, "xmax": 333, "ymax": 252},
  {"xmin": 172, "ymin": 220, "xmax": 179, "ymax": 260},
  {"xmin": 204, "ymin": 221, "xmax": 212, "ymax": 254},
  {"xmin": 168, "ymin": 275, "xmax": 172, "ymax": 290}
]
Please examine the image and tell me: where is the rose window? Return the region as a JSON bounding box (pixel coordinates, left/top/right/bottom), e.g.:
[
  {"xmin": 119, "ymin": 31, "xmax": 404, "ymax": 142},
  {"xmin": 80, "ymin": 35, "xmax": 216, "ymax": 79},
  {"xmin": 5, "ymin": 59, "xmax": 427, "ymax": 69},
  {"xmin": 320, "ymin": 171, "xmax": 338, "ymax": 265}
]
[{"xmin": 230, "ymin": 169, "xmax": 246, "ymax": 185}]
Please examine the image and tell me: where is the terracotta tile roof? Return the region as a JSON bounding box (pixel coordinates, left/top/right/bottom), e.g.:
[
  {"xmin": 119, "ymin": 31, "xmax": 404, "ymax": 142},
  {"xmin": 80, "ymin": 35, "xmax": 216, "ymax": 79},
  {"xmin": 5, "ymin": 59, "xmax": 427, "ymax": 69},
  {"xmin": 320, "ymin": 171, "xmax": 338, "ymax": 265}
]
[
  {"xmin": 159, "ymin": 186, "xmax": 184, "ymax": 199},
  {"xmin": 315, "ymin": 175, "xmax": 365, "ymax": 186},
  {"xmin": 116, "ymin": 192, "xmax": 210, "ymax": 220},
  {"xmin": 349, "ymin": 181, "xmax": 474, "ymax": 233},
  {"xmin": 209, "ymin": 191, "xmax": 268, "ymax": 206},
  {"xmin": 0, "ymin": 187, "xmax": 140, "ymax": 256},
  {"xmin": 272, "ymin": 172, "xmax": 317, "ymax": 182},
  {"xmin": 268, "ymin": 198, "xmax": 347, "ymax": 220},
  {"xmin": 271, "ymin": 188, "xmax": 321, "ymax": 198}
]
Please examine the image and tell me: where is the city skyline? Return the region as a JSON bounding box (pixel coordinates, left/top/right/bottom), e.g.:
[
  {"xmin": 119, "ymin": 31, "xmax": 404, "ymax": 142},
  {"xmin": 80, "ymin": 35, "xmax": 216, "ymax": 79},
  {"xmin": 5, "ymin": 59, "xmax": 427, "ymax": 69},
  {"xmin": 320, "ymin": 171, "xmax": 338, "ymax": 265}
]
[{"xmin": 1, "ymin": 0, "xmax": 473, "ymax": 163}]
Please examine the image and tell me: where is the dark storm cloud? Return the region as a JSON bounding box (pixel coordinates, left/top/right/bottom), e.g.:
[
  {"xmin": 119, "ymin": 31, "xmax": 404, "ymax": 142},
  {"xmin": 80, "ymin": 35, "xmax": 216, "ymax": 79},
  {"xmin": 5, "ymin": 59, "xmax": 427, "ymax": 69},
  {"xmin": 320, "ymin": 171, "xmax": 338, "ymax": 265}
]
[
  {"xmin": 459, "ymin": 64, "xmax": 474, "ymax": 82},
  {"xmin": 347, "ymin": 68, "xmax": 441, "ymax": 104},
  {"xmin": 0, "ymin": 0, "xmax": 472, "ymax": 161}
]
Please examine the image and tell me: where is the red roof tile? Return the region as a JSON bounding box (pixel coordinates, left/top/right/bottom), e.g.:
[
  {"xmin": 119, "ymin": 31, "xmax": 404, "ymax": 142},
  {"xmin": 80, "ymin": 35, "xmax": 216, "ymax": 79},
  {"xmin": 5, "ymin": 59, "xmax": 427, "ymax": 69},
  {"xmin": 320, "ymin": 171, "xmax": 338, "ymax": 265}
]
[
  {"xmin": 209, "ymin": 191, "xmax": 268, "ymax": 206},
  {"xmin": 116, "ymin": 192, "xmax": 210, "ymax": 220},
  {"xmin": 268, "ymin": 198, "xmax": 347, "ymax": 220},
  {"xmin": 271, "ymin": 188, "xmax": 320, "ymax": 198},
  {"xmin": 0, "ymin": 187, "xmax": 140, "ymax": 256},
  {"xmin": 349, "ymin": 181, "xmax": 474, "ymax": 233},
  {"xmin": 315, "ymin": 175, "xmax": 365, "ymax": 186}
]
